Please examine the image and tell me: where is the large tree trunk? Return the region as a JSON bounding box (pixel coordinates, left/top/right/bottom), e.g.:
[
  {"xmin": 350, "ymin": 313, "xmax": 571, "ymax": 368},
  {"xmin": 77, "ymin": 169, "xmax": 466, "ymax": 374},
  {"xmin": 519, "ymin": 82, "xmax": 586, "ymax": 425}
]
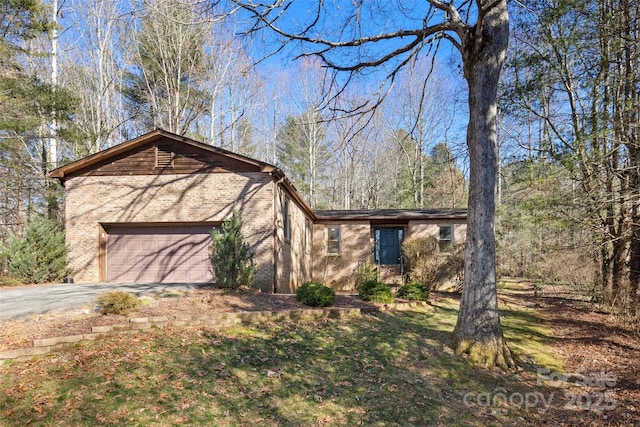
[{"xmin": 451, "ymin": 1, "xmax": 514, "ymax": 370}]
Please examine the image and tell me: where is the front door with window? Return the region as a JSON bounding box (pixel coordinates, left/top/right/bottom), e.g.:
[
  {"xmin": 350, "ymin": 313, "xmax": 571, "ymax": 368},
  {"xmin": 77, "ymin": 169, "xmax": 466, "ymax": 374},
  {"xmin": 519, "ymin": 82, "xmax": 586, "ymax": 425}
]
[{"xmin": 374, "ymin": 227, "xmax": 404, "ymax": 265}]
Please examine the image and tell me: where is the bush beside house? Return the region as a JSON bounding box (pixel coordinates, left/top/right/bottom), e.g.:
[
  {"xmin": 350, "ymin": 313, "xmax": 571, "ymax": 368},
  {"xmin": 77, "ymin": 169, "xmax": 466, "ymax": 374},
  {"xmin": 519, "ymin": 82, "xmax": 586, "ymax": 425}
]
[
  {"xmin": 296, "ymin": 281, "xmax": 335, "ymax": 307},
  {"xmin": 358, "ymin": 280, "xmax": 394, "ymax": 304},
  {"xmin": 354, "ymin": 262, "xmax": 377, "ymax": 290},
  {"xmin": 210, "ymin": 210, "xmax": 256, "ymax": 290},
  {"xmin": 3, "ymin": 217, "xmax": 68, "ymax": 284},
  {"xmin": 402, "ymin": 236, "xmax": 464, "ymax": 291},
  {"xmin": 396, "ymin": 282, "xmax": 430, "ymax": 301}
]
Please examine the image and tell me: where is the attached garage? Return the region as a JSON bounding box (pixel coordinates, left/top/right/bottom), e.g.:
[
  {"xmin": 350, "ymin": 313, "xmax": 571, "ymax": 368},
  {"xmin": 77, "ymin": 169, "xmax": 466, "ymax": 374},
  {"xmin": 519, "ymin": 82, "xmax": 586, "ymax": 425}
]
[
  {"xmin": 103, "ymin": 224, "xmax": 215, "ymax": 283},
  {"xmin": 50, "ymin": 129, "xmax": 287, "ymax": 289}
]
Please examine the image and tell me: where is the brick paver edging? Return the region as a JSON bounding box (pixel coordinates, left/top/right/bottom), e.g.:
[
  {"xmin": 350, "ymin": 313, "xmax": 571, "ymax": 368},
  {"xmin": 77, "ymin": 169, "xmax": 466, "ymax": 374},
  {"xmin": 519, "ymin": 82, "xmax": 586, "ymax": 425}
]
[{"xmin": 0, "ymin": 301, "xmax": 429, "ymax": 363}]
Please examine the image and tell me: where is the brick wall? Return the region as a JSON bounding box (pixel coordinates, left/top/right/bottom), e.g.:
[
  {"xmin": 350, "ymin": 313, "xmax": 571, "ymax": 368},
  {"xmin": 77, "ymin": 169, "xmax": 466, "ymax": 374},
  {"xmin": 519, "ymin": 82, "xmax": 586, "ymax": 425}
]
[
  {"xmin": 407, "ymin": 220, "xmax": 467, "ymax": 244},
  {"xmin": 312, "ymin": 222, "xmax": 372, "ymax": 291},
  {"xmin": 65, "ymin": 172, "xmax": 275, "ymax": 291},
  {"xmin": 287, "ymin": 200, "xmax": 312, "ymax": 292},
  {"xmin": 406, "ymin": 219, "xmax": 467, "ymax": 290},
  {"xmin": 273, "ymin": 188, "xmax": 313, "ymax": 293},
  {"xmin": 64, "ymin": 169, "xmax": 467, "ymax": 293},
  {"xmin": 312, "ymin": 220, "xmax": 468, "ymax": 290}
]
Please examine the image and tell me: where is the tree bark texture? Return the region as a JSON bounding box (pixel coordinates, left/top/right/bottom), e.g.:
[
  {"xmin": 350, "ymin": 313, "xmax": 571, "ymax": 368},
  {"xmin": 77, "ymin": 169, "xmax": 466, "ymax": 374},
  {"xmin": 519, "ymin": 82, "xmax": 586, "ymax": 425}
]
[{"xmin": 451, "ymin": 1, "xmax": 514, "ymax": 370}]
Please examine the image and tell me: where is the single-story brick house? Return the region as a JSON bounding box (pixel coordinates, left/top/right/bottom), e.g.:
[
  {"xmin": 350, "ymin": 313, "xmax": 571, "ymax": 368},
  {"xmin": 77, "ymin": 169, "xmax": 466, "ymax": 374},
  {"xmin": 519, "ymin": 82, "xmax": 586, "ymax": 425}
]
[{"xmin": 50, "ymin": 129, "xmax": 466, "ymax": 293}]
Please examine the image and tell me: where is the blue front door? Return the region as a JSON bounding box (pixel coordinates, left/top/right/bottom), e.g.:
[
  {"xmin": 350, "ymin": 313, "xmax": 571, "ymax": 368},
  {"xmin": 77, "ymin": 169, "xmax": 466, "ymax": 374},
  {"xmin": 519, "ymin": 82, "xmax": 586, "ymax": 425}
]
[{"xmin": 375, "ymin": 228, "xmax": 403, "ymax": 265}]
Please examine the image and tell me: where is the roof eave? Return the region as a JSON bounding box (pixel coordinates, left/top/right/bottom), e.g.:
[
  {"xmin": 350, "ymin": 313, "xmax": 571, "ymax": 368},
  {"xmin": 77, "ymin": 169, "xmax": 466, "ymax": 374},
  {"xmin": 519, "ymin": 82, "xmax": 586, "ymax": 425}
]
[
  {"xmin": 271, "ymin": 168, "xmax": 316, "ymax": 220},
  {"xmin": 313, "ymin": 209, "xmax": 468, "ymax": 222}
]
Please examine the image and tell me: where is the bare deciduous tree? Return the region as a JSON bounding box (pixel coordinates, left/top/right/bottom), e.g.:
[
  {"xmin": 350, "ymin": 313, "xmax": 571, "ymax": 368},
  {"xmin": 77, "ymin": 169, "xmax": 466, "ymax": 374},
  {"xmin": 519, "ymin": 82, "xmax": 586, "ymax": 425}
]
[
  {"xmin": 385, "ymin": 57, "xmax": 450, "ymax": 208},
  {"xmin": 123, "ymin": 0, "xmax": 213, "ymax": 135},
  {"xmin": 231, "ymin": 0, "xmax": 514, "ymax": 368},
  {"xmin": 61, "ymin": 0, "xmax": 131, "ymax": 154}
]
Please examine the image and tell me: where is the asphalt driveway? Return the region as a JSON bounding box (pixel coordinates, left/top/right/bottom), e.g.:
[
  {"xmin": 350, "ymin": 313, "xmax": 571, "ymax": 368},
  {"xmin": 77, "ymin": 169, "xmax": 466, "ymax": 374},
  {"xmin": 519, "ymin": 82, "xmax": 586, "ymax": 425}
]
[{"xmin": 0, "ymin": 282, "xmax": 208, "ymax": 319}]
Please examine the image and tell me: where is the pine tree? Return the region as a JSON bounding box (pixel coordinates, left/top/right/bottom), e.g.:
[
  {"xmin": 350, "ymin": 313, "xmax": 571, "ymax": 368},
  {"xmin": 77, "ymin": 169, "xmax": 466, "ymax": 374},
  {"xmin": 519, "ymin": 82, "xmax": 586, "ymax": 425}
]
[
  {"xmin": 5, "ymin": 216, "xmax": 68, "ymax": 284},
  {"xmin": 209, "ymin": 210, "xmax": 256, "ymax": 289},
  {"xmin": 276, "ymin": 110, "xmax": 330, "ymax": 207}
]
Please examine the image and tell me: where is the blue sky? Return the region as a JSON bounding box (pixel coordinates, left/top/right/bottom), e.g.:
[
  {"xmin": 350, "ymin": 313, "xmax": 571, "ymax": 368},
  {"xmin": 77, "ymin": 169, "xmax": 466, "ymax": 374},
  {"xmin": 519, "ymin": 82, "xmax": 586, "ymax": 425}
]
[{"xmin": 233, "ymin": 0, "xmax": 471, "ymax": 160}]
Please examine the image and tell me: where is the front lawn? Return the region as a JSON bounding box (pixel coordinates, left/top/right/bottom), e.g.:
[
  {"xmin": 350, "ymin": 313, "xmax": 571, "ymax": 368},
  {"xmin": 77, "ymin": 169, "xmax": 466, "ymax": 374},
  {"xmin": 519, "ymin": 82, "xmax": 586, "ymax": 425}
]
[{"xmin": 0, "ymin": 294, "xmax": 559, "ymax": 426}]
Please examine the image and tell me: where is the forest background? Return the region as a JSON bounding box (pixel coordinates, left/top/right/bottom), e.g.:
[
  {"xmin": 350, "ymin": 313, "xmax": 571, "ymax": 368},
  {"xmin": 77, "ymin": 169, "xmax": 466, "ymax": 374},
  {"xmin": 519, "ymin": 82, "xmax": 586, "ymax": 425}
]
[{"xmin": 1, "ymin": 0, "xmax": 638, "ymax": 321}]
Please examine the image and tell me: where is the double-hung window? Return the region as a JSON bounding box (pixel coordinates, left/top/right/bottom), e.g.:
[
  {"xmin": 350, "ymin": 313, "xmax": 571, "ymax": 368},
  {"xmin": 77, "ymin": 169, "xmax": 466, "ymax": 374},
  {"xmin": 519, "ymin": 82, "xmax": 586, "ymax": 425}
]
[
  {"xmin": 438, "ymin": 225, "xmax": 454, "ymax": 252},
  {"xmin": 326, "ymin": 226, "xmax": 340, "ymax": 255}
]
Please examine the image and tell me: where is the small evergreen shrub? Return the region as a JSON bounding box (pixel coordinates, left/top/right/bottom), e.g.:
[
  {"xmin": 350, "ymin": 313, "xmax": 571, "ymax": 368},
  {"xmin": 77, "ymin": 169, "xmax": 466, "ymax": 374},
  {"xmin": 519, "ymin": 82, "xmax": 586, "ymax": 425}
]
[
  {"xmin": 357, "ymin": 280, "xmax": 377, "ymax": 300},
  {"xmin": 358, "ymin": 280, "xmax": 394, "ymax": 304},
  {"xmin": 397, "ymin": 281, "xmax": 430, "ymax": 301},
  {"xmin": 210, "ymin": 210, "xmax": 256, "ymax": 290},
  {"xmin": 4, "ymin": 216, "xmax": 69, "ymax": 284},
  {"xmin": 296, "ymin": 281, "xmax": 335, "ymax": 307},
  {"xmin": 354, "ymin": 262, "xmax": 377, "ymax": 290},
  {"xmin": 95, "ymin": 291, "xmax": 141, "ymax": 315}
]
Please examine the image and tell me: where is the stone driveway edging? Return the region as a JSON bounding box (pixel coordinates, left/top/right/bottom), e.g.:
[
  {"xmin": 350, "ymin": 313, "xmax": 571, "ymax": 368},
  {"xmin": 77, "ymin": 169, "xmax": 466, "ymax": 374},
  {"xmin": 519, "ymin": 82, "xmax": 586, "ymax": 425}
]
[{"xmin": 0, "ymin": 301, "xmax": 429, "ymax": 363}]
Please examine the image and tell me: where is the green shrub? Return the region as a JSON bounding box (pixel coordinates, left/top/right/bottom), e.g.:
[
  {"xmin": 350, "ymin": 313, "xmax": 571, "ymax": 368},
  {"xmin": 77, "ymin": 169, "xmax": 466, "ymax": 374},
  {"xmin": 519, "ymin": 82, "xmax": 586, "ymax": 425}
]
[
  {"xmin": 210, "ymin": 210, "xmax": 256, "ymax": 290},
  {"xmin": 95, "ymin": 291, "xmax": 141, "ymax": 315},
  {"xmin": 296, "ymin": 281, "xmax": 335, "ymax": 307},
  {"xmin": 354, "ymin": 262, "xmax": 377, "ymax": 289},
  {"xmin": 4, "ymin": 216, "xmax": 69, "ymax": 284},
  {"xmin": 358, "ymin": 280, "xmax": 394, "ymax": 304},
  {"xmin": 358, "ymin": 280, "xmax": 377, "ymax": 299},
  {"xmin": 397, "ymin": 282, "xmax": 430, "ymax": 301}
]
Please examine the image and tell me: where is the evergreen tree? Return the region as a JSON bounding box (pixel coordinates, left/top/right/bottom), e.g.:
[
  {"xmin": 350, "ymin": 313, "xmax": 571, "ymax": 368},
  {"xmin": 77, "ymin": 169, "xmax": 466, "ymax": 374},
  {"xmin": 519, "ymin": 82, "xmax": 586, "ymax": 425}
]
[
  {"xmin": 121, "ymin": 0, "xmax": 212, "ymax": 135},
  {"xmin": 5, "ymin": 216, "xmax": 68, "ymax": 284},
  {"xmin": 0, "ymin": 0, "xmax": 77, "ymax": 243},
  {"xmin": 276, "ymin": 110, "xmax": 330, "ymax": 207},
  {"xmin": 0, "ymin": 0, "xmax": 75, "ymax": 139},
  {"xmin": 209, "ymin": 210, "xmax": 256, "ymax": 289}
]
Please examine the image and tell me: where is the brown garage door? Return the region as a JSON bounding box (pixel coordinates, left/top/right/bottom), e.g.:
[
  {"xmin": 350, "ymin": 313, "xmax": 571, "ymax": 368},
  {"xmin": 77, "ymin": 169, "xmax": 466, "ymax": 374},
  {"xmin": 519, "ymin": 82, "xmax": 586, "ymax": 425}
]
[{"xmin": 106, "ymin": 225, "xmax": 214, "ymax": 283}]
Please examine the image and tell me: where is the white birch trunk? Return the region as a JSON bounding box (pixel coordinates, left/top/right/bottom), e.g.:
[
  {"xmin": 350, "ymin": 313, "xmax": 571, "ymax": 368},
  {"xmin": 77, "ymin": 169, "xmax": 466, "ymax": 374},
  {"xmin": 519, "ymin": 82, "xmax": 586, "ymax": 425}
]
[{"xmin": 48, "ymin": 0, "xmax": 58, "ymax": 170}]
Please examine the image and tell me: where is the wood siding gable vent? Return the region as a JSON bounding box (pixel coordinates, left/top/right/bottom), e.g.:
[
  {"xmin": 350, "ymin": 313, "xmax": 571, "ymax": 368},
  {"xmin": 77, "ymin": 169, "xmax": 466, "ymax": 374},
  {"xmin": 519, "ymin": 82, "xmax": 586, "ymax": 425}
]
[{"xmin": 155, "ymin": 144, "xmax": 174, "ymax": 168}]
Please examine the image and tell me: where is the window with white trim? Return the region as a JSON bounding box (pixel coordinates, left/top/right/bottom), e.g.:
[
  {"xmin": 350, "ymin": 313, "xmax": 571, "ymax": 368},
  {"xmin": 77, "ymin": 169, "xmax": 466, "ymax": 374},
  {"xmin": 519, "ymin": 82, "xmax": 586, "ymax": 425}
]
[
  {"xmin": 438, "ymin": 225, "xmax": 454, "ymax": 252},
  {"xmin": 326, "ymin": 226, "xmax": 340, "ymax": 255}
]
